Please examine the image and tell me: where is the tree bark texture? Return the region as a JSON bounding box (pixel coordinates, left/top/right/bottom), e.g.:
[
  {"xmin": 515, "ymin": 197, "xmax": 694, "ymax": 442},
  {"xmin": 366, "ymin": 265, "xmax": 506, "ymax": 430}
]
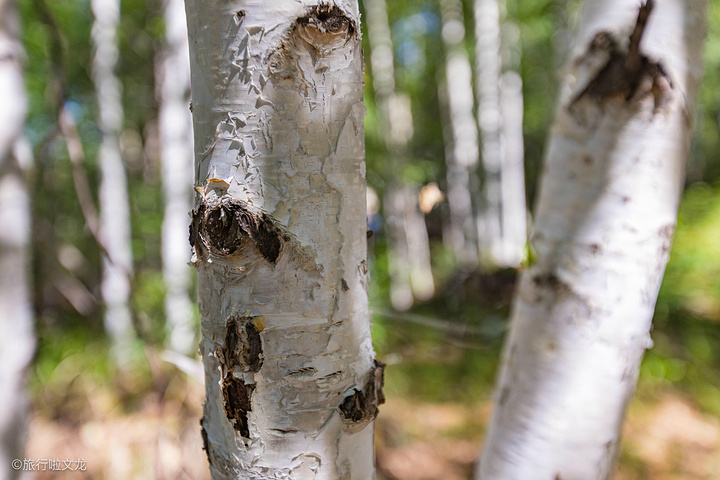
[
  {"xmin": 91, "ymin": 0, "xmax": 135, "ymax": 365},
  {"xmin": 0, "ymin": 0, "xmax": 34, "ymax": 477},
  {"xmin": 184, "ymin": 1, "xmax": 381, "ymax": 478},
  {"xmin": 477, "ymin": 0, "xmax": 707, "ymax": 478}
]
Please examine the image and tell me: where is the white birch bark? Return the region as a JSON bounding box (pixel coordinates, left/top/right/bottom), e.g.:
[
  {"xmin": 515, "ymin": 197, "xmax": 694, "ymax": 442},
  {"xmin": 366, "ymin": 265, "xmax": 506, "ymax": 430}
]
[
  {"xmin": 184, "ymin": 2, "xmax": 381, "ymax": 478},
  {"xmin": 365, "ymin": 0, "xmax": 433, "ymax": 307},
  {"xmin": 91, "ymin": 0, "xmax": 135, "ymax": 365},
  {"xmin": 477, "ymin": 0, "xmax": 707, "ymax": 478},
  {"xmin": 439, "ymin": 0, "xmax": 480, "ymax": 267},
  {"xmin": 158, "ymin": 0, "xmax": 196, "ymax": 354},
  {"xmin": 0, "ymin": 1, "xmax": 34, "ymax": 476}
]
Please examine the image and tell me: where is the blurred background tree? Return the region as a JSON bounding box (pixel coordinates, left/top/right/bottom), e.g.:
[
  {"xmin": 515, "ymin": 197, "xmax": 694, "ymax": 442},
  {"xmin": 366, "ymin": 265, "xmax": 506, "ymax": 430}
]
[
  {"xmin": 0, "ymin": 0, "xmax": 34, "ymax": 477},
  {"xmin": 10, "ymin": 0, "xmax": 720, "ymax": 478}
]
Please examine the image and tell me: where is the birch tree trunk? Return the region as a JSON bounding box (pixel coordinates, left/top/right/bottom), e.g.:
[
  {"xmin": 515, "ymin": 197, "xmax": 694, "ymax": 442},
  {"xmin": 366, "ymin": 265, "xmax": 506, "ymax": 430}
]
[
  {"xmin": 498, "ymin": 70, "xmax": 527, "ymax": 267},
  {"xmin": 473, "ymin": 0, "xmax": 504, "ymax": 266},
  {"xmin": 439, "ymin": 0, "xmax": 480, "ymax": 267},
  {"xmin": 474, "ymin": 0, "xmax": 527, "ymax": 268},
  {"xmin": 477, "ymin": 0, "xmax": 707, "ymax": 478},
  {"xmin": 0, "ymin": 0, "xmax": 35, "ymax": 476},
  {"xmin": 384, "ymin": 186, "xmax": 414, "ymax": 311},
  {"xmin": 91, "ymin": 0, "xmax": 135, "ymax": 365},
  {"xmin": 402, "ymin": 186, "xmax": 435, "ymax": 302},
  {"xmin": 365, "ymin": 0, "xmax": 434, "ymax": 309},
  {"xmin": 365, "ymin": 0, "xmax": 411, "ymax": 311},
  {"xmin": 383, "ymin": 184, "xmax": 435, "ymax": 309},
  {"xmin": 158, "ymin": 0, "xmax": 196, "ymax": 354},
  {"xmin": 184, "ymin": 2, "xmax": 382, "ymax": 478}
]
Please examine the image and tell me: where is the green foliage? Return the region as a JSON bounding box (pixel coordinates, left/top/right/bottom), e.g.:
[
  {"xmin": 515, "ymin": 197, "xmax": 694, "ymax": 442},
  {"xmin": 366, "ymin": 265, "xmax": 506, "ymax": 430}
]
[
  {"xmin": 659, "ymin": 182, "xmax": 720, "ymax": 322},
  {"xmin": 373, "ymin": 312, "xmax": 501, "ymax": 404},
  {"xmin": 33, "ymin": 322, "xmax": 111, "ymax": 392},
  {"xmin": 131, "ymin": 269, "xmax": 168, "ymax": 343},
  {"xmin": 642, "ymin": 183, "xmax": 720, "ymax": 415}
]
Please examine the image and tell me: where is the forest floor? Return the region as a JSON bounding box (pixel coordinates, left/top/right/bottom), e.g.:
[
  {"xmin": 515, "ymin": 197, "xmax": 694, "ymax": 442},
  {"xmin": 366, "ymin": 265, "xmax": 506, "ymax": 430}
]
[{"xmin": 24, "ymin": 369, "xmax": 720, "ymax": 480}]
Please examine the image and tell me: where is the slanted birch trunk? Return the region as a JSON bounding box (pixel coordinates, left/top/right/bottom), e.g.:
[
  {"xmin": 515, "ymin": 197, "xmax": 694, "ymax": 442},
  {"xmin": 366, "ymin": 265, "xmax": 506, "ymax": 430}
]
[
  {"xmin": 477, "ymin": 0, "xmax": 707, "ymax": 478},
  {"xmin": 439, "ymin": 0, "xmax": 480, "ymax": 267},
  {"xmin": 91, "ymin": 0, "xmax": 135, "ymax": 365},
  {"xmin": 365, "ymin": 0, "xmax": 434, "ymax": 309},
  {"xmin": 158, "ymin": 0, "xmax": 196, "ymax": 354},
  {"xmin": 184, "ymin": 1, "xmax": 382, "ymax": 477},
  {"xmin": 473, "ymin": 0, "xmax": 527, "ymax": 268},
  {"xmin": 0, "ymin": 0, "xmax": 35, "ymax": 476}
]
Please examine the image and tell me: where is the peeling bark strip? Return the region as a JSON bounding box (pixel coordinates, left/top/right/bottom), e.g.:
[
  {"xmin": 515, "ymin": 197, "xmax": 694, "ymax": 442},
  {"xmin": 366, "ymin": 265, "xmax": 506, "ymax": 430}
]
[{"xmin": 185, "ymin": 1, "xmax": 376, "ymax": 477}]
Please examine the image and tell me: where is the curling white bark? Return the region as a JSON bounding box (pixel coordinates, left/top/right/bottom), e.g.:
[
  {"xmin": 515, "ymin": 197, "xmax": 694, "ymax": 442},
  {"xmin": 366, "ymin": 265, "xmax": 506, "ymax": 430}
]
[
  {"xmin": 365, "ymin": 0, "xmax": 433, "ymax": 308},
  {"xmin": 159, "ymin": 0, "xmax": 196, "ymax": 354},
  {"xmin": 473, "ymin": 0, "xmax": 527, "ymax": 268},
  {"xmin": 439, "ymin": 0, "xmax": 480, "ymax": 267},
  {"xmin": 0, "ymin": 1, "xmax": 34, "ymax": 476},
  {"xmin": 477, "ymin": 0, "xmax": 707, "ymax": 478},
  {"xmin": 184, "ymin": 1, "xmax": 380, "ymax": 478},
  {"xmin": 91, "ymin": 0, "xmax": 135, "ymax": 364}
]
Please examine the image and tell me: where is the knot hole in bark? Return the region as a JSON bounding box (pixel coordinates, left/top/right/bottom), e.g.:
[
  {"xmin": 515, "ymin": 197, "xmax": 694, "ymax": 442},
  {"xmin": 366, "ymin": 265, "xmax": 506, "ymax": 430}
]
[
  {"xmin": 205, "ymin": 204, "xmax": 244, "ymax": 255},
  {"xmin": 570, "ymin": 0, "xmax": 673, "ymax": 112},
  {"xmin": 222, "ymin": 376, "xmax": 254, "ymax": 438},
  {"xmin": 339, "ymin": 360, "xmax": 386, "ymax": 427},
  {"xmin": 219, "ymin": 316, "xmax": 265, "ymax": 438},
  {"xmin": 225, "ymin": 315, "xmax": 264, "ymax": 373},
  {"xmin": 269, "ymin": 3, "xmax": 356, "ymax": 80},
  {"xmin": 296, "ymin": 4, "xmax": 355, "ymax": 42},
  {"xmin": 190, "ymin": 199, "xmax": 283, "ymax": 264}
]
